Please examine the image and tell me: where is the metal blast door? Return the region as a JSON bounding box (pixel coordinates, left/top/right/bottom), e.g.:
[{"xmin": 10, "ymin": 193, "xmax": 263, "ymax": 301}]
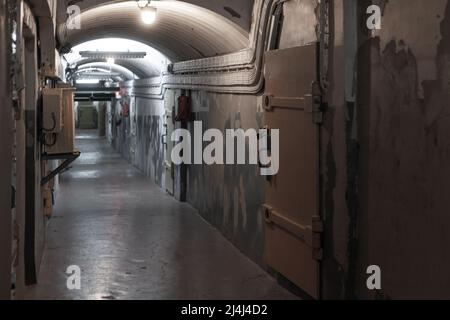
[{"xmin": 263, "ymin": 44, "xmax": 323, "ymax": 299}]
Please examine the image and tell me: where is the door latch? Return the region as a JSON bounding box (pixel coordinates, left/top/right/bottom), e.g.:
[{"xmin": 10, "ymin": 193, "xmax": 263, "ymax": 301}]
[{"xmin": 263, "ymin": 81, "xmax": 323, "ymax": 124}]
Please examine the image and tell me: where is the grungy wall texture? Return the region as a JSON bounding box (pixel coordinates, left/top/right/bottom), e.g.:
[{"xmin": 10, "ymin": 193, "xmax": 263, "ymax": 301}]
[
  {"xmin": 0, "ymin": 0, "xmax": 12, "ymax": 299},
  {"xmin": 134, "ymin": 98, "xmax": 165, "ymax": 188},
  {"xmin": 185, "ymin": 92, "xmax": 267, "ymax": 266},
  {"xmin": 320, "ymin": 0, "xmax": 351, "ymax": 299},
  {"xmin": 357, "ymin": 0, "xmax": 450, "ymax": 299},
  {"xmin": 110, "ymin": 97, "xmax": 166, "ymax": 189}
]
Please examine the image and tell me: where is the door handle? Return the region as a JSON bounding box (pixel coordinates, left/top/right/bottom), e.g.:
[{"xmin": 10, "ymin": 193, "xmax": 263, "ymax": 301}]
[{"xmin": 262, "ymin": 204, "xmax": 323, "ymax": 250}]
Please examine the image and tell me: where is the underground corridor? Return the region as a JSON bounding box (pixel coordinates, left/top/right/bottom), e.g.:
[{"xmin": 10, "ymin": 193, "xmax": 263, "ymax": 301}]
[
  {"xmin": 2, "ymin": 0, "xmax": 450, "ymax": 303},
  {"xmin": 24, "ymin": 130, "xmax": 297, "ymax": 300}
]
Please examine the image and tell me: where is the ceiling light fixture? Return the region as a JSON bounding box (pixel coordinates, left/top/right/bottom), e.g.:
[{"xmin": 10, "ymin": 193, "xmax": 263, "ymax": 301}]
[
  {"xmin": 107, "ymin": 57, "xmax": 115, "ymax": 65},
  {"xmin": 79, "ymin": 51, "xmax": 147, "ymax": 59},
  {"xmin": 137, "ymin": 0, "xmax": 157, "ymax": 25}
]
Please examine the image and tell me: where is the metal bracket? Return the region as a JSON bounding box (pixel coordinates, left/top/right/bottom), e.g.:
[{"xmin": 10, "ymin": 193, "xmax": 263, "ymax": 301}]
[
  {"xmin": 263, "ymin": 95, "xmax": 312, "ymax": 112},
  {"xmin": 263, "ymin": 82, "xmax": 323, "ymax": 124},
  {"xmin": 263, "ymin": 204, "xmax": 324, "ymax": 260},
  {"xmin": 41, "ymin": 151, "xmax": 81, "ymax": 186}
]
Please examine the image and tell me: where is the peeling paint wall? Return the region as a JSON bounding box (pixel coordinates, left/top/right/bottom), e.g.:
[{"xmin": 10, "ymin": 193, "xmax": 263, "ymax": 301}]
[
  {"xmin": 357, "ymin": 0, "xmax": 450, "ymax": 299},
  {"xmin": 320, "ymin": 0, "xmax": 351, "ymax": 299},
  {"xmin": 279, "ymin": 0, "xmax": 319, "ymax": 49},
  {"xmin": 0, "ymin": 0, "xmax": 13, "ymax": 299}
]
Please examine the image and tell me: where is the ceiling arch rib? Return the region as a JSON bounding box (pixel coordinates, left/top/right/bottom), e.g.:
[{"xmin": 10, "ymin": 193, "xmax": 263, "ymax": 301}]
[
  {"xmin": 58, "ymin": 1, "xmax": 249, "ymax": 62},
  {"xmin": 77, "ymin": 62, "xmax": 138, "ymax": 80},
  {"xmin": 76, "ymin": 59, "xmax": 160, "ymax": 78},
  {"xmin": 76, "ymin": 71, "xmax": 123, "ymax": 82},
  {"xmin": 64, "ymin": 38, "xmax": 169, "ymax": 81}
]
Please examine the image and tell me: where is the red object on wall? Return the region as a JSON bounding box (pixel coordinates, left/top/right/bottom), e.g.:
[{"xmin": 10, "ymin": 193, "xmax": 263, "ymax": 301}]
[
  {"xmin": 175, "ymin": 95, "xmax": 191, "ymax": 122},
  {"xmin": 120, "ymin": 100, "xmax": 130, "ymax": 117}
]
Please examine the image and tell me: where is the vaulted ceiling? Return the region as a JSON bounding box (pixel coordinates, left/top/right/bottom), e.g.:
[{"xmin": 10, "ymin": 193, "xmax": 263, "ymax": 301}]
[
  {"xmin": 59, "ymin": 0, "xmax": 254, "ymax": 31},
  {"xmin": 58, "ymin": 0, "xmax": 255, "ymax": 63}
]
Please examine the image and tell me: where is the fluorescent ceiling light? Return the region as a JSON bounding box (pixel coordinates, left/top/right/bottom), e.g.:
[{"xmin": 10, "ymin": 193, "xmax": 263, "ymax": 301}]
[
  {"xmin": 75, "ymin": 72, "xmax": 121, "ymax": 79},
  {"xmin": 76, "ymin": 79, "xmax": 100, "ymax": 84},
  {"xmin": 79, "ymin": 51, "xmax": 147, "ymax": 59}
]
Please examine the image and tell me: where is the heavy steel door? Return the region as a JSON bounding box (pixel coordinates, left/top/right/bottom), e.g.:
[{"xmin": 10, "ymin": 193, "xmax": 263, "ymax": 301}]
[
  {"xmin": 163, "ymin": 90, "xmax": 175, "ymax": 195},
  {"xmin": 263, "ymin": 44, "xmax": 323, "ymax": 299}
]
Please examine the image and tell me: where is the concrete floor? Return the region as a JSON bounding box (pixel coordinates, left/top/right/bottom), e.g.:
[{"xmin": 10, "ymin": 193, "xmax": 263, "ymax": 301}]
[{"xmin": 25, "ymin": 130, "xmax": 298, "ymax": 300}]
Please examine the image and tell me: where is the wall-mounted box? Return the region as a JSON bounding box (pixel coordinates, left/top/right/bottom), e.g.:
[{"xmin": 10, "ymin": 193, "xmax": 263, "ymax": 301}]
[
  {"xmin": 43, "ymin": 87, "xmax": 76, "ymax": 155},
  {"xmin": 43, "ymin": 88, "xmax": 63, "ymax": 133}
]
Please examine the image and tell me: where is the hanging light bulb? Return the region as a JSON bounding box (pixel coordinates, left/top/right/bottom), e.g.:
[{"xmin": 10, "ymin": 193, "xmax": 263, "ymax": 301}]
[
  {"xmin": 139, "ymin": 1, "xmax": 157, "ymax": 25},
  {"xmin": 141, "ymin": 6, "xmax": 157, "ymax": 25}
]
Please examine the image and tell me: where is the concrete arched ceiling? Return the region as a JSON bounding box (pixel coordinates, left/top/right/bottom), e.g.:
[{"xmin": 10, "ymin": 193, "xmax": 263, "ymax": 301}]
[
  {"xmin": 58, "ymin": 1, "xmax": 251, "ymax": 62},
  {"xmin": 58, "ymin": 0, "xmax": 254, "ymax": 33}
]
